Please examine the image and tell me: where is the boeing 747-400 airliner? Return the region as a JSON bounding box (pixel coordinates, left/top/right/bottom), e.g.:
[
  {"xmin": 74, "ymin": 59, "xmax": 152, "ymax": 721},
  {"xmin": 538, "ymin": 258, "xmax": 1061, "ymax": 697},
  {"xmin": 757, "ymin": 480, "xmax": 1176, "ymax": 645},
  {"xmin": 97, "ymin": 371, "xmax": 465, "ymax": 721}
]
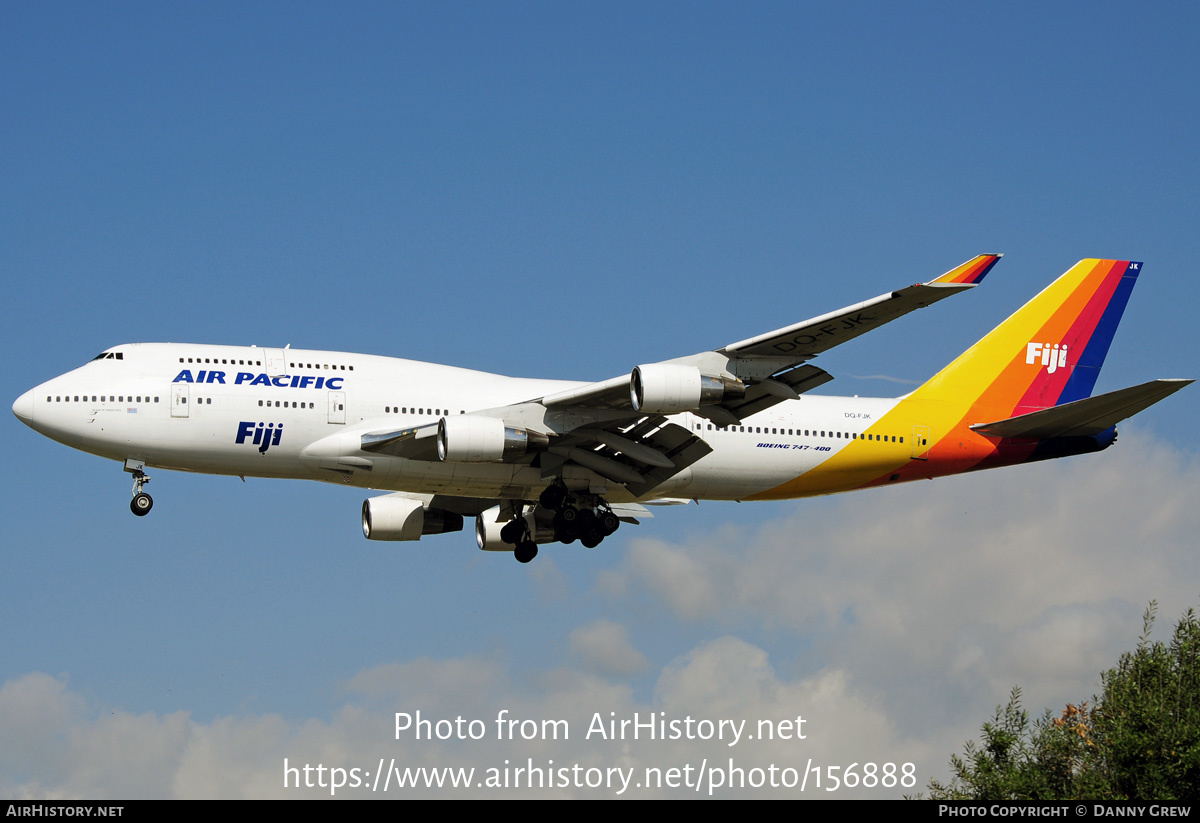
[{"xmin": 13, "ymin": 256, "xmax": 1191, "ymax": 562}]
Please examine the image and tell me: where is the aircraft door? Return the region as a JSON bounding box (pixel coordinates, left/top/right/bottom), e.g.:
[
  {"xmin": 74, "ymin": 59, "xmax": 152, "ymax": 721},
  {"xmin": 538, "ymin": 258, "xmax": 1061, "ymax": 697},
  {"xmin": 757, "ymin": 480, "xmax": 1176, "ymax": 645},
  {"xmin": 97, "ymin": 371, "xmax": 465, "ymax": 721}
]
[
  {"xmin": 171, "ymin": 383, "xmax": 189, "ymax": 418},
  {"xmin": 911, "ymin": 425, "xmax": 930, "ymax": 460},
  {"xmin": 264, "ymin": 348, "xmax": 288, "ymax": 377},
  {"xmin": 328, "ymin": 391, "xmax": 346, "ymax": 424}
]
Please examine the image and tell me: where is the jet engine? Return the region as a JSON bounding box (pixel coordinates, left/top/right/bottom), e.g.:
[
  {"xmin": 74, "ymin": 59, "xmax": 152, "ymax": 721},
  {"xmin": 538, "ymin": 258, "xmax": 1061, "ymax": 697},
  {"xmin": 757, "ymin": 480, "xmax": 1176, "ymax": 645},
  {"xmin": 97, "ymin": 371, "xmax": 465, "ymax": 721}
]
[
  {"xmin": 475, "ymin": 505, "xmax": 556, "ymax": 551},
  {"xmin": 362, "ymin": 494, "xmax": 464, "ymax": 541},
  {"xmin": 437, "ymin": 415, "xmax": 549, "ymax": 462},
  {"xmin": 630, "ymin": 364, "xmax": 746, "ymax": 413}
]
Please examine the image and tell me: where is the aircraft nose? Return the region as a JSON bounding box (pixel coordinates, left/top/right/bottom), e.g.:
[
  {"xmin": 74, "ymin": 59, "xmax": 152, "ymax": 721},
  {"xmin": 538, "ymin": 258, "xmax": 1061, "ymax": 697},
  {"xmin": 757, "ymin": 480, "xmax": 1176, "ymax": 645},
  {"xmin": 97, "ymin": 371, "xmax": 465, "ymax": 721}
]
[{"xmin": 12, "ymin": 389, "xmax": 34, "ymax": 425}]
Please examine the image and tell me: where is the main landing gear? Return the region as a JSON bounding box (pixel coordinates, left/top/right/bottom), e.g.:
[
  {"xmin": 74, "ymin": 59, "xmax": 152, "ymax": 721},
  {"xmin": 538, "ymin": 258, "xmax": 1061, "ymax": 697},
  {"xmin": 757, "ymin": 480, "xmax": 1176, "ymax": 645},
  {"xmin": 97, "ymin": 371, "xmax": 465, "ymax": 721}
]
[
  {"xmin": 499, "ymin": 517, "xmax": 539, "ymax": 564},
  {"xmin": 125, "ymin": 459, "xmax": 153, "ymax": 517},
  {"xmin": 541, "ymin": 483, "xmax": 620, "ymax": 550},
  {"xmin": 499, "ymin": 484, "xmax": 622, "ymax": 564}
]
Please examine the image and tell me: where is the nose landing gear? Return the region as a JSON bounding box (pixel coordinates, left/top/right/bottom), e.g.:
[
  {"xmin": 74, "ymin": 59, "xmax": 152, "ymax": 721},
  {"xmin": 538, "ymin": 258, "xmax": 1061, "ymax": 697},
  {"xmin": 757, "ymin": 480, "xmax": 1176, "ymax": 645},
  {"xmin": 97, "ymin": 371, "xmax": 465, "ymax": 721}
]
[{"xmin": 125, "ymin": 459, "xmax": 153, "ymax": 517}]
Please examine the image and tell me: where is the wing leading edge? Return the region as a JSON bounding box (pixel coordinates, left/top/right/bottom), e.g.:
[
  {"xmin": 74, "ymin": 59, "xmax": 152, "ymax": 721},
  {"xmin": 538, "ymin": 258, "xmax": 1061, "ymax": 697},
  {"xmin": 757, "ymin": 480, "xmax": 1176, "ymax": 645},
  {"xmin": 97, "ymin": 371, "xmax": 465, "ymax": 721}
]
[
  {"xmin": 360, "ymin": 255, "xmax": 1002, "ymax": 499},
  {"xmin": 538, "ymin": 253, "xmax": 1001, "ymax": 419}
]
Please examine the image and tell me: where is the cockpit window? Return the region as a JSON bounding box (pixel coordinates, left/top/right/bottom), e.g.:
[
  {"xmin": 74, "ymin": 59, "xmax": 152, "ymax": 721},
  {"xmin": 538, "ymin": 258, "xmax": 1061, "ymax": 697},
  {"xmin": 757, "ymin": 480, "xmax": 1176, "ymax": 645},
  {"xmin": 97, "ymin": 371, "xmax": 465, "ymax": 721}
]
[{"xmin": 90, "ymin": 352, "xmax": 124, "ymax": 361}]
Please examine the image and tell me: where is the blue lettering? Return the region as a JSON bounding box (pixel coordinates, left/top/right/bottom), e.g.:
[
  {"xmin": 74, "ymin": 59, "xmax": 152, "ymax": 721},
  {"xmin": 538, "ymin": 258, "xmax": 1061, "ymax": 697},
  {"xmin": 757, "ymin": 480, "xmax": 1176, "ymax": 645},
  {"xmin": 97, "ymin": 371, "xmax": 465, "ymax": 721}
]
[
  {"xmin": 289, "ymin": 375, "xmax": 301, "ymax": 388},
  {"xmin": 249, "ymin": 374, "xmax": 272, "ymax": 387},
  {"xmin": 196, "ymin": 370, "xmax": 206, "ymax": 383},
  {"xmin": 315, "ymin": 377, "xmax": 325, "ymax": 390},
  {"xmin": 326, "ymin": 377, "xmax": 343, "ymax": 390},
  {"xmin": 299, "ymin": 376, "xmax": 315, "ymax": 389},
  {"xmin": 173, "ymin": 370, "xmax": 195, "ymax": 383},
  {"xmin": 271, "ymin": 376, "xmax": 289, "ymax": 388},
  {"xmin": 235, "ymin": 372, "xmax": 254, "ymax": 385},
  {"xmin": 235, "ymin": 421, "xmax": 255, "ymax": 444},
  {"xmin": 206, "ymin": 371, "xmax": 226, "ymax": 384}
]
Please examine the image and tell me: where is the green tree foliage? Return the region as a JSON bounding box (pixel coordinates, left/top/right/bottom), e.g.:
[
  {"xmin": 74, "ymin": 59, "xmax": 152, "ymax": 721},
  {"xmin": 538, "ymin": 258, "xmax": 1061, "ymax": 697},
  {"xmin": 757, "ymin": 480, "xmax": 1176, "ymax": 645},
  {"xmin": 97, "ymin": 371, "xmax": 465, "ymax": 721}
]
[{"xmin": 925, "ymin": 602, "xmax": 1200, "ymax": 799}]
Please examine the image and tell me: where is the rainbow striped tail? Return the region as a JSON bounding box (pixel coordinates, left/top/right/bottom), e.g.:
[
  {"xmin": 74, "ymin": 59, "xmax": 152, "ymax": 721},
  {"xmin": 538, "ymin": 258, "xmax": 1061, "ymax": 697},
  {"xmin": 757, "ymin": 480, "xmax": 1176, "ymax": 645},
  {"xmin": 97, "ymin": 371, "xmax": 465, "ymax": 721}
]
[{"xmin": 915, "ymin": 259, "xmax": 1142, "ymax": 420}]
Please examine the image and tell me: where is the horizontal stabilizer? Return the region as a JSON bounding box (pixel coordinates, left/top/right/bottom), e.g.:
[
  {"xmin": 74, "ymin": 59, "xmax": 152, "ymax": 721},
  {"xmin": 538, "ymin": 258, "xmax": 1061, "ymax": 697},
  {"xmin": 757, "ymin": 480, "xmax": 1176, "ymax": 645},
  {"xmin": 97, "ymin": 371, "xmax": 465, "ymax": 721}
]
[{"xmin": 970, "ymin": 379, "xmax": 1193, "ymax": 439}]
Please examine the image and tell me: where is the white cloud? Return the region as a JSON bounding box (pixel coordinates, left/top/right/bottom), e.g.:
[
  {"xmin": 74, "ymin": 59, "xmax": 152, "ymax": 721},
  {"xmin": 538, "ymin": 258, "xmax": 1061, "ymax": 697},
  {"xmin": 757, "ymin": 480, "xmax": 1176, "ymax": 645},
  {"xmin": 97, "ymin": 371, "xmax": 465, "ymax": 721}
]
[
  {"xmin": 0, "ymin": 640, "xmax": 927, "ymax": 799},
  {"xmin": 607, "ymin": 431, "xmax": 1200, "ymax": 732},
  {"xmin": 4, "ymin": 433, "xmax": 1194, "ymax": 799},
  {"xmin": 568, "ymin": 620, "xmax": 648, "ymax": 677}
]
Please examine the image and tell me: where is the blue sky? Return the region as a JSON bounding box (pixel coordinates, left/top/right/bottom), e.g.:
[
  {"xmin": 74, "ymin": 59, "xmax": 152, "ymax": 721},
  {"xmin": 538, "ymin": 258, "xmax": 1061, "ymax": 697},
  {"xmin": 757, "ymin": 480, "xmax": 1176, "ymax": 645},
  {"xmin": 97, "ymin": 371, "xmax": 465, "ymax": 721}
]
[{"xmin": 3, "ymin": 2, "xmax": 1198, "ymax": 798}]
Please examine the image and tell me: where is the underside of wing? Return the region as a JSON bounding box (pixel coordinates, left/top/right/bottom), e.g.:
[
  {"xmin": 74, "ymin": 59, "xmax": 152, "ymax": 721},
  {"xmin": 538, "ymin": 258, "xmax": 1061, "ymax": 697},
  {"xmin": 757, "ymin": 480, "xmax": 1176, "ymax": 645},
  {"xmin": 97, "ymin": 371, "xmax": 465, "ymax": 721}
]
[{"xmin": 539, "ymin": 414, "xmax": 713, "ymax": 495}]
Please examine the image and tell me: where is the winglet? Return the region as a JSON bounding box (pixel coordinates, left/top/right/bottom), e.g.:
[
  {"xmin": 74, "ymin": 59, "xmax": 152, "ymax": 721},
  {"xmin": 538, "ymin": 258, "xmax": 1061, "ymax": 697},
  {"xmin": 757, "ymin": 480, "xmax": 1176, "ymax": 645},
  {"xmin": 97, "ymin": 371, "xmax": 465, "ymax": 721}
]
[{"xmin": 929, "ymin": 253, "xmax": 1004, "ymax": 286}]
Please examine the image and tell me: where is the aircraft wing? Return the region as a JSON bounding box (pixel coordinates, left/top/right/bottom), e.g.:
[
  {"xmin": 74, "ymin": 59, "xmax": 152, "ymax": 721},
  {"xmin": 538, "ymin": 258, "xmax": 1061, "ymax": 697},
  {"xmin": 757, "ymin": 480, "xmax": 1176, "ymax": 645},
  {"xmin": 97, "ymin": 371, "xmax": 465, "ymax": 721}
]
[
  {"xmin": 538, "ymin": 253, "xmax": 1001, "ymax": 423},
  {"xmin": 718, "ymin": 253, "xmax": 1001, "ymax": 358},
  {"xmin": 364, "ymin": 255, "xmax": 1001, "ymax": 496},
  {"xmin": 372, "ymin": 490, "xmax": 655, "ymax": 524}
]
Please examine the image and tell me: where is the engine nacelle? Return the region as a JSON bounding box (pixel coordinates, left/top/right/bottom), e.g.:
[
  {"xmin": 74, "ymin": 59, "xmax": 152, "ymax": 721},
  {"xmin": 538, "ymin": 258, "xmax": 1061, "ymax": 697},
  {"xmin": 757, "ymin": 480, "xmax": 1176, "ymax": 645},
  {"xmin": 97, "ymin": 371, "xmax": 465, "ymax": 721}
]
[
  {"xmin": 362, "ymin": 495, "xmax": 464, "ymax": 541},
  {"xmin": 475, "ymin": 506, "xmax": 512, "ymax": 551},
  {"xmin": 475, "ymin": 506, "xmax": 556, "ymax": 551},
  {"xmin": 437, "ymin": 415, "xmax": 549, "ymax": 462},
  {"xmin": 630, "ymin": 364, "xmax": 746, "ymax": 413}
]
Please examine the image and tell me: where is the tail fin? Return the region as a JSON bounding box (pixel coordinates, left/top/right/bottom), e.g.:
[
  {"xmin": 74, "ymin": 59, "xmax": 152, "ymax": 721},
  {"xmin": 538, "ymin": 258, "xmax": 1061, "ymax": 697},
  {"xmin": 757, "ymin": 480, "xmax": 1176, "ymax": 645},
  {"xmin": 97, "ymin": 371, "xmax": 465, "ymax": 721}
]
[{"xmin": 916, "ymin": 259, "xmax": 1142, "ymax": 418}]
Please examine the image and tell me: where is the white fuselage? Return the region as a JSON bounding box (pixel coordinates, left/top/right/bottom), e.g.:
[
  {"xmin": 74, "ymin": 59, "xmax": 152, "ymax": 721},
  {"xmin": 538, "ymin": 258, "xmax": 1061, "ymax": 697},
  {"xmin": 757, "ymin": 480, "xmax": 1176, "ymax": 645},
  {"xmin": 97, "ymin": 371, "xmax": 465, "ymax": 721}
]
[{"xmin": 14, "ymin": 343, "xmax": 908, "ymax": 503}]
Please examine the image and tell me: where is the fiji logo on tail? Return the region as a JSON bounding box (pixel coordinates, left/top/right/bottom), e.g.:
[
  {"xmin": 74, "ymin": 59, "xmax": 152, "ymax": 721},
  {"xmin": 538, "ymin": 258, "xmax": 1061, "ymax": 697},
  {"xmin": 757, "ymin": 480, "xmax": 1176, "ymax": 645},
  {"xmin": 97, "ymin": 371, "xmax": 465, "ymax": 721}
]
[
  {"xmin": 1026, "ymin": 342, "xmax": 1068, "ymax": 374},
  {"xmin": 236, "ymin": 421, "xmax": 283, "ymax": 454}
]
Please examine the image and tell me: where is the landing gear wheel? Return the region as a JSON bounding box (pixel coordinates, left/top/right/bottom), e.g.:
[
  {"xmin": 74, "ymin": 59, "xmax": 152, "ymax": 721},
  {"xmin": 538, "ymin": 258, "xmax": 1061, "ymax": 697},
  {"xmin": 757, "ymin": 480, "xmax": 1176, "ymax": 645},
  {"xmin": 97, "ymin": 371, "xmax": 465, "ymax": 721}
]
[
  {"xmin": 599, "ymin": 511, "xmax": 620, "ymax": 535},
  {"xmin": 500, "ymin": 520, "xmax": 524, "ymax": 545},
  {"xmin": 130, "ymin": 492, "xmax": 153, "ymax": 516},
  {"xmin": 514, "ymin": 541, "xmax": 539, "ymax": 564},
  {"xmin": 553, "ymin": 511, "xmax": 578, "ymax": 541}
]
